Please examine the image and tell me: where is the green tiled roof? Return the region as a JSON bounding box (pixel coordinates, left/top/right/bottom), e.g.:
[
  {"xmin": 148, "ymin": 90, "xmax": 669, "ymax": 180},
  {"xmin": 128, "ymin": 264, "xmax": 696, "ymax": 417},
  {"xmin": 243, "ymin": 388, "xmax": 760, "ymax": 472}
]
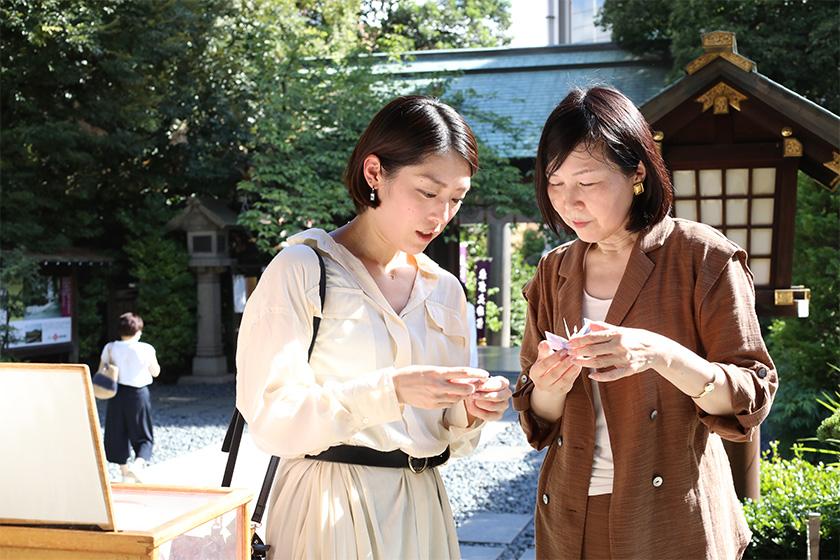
[{"xmin": 377, "ymin": 44, "xmax": 670, "ymax": 158}]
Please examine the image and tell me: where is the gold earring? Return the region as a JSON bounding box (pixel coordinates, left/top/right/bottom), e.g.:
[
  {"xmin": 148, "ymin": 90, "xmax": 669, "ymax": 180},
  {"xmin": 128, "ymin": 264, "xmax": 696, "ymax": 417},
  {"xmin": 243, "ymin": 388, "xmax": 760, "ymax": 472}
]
[{"xmin": 633, "ymin": 182, "xmax": 645, "ymax": 196}]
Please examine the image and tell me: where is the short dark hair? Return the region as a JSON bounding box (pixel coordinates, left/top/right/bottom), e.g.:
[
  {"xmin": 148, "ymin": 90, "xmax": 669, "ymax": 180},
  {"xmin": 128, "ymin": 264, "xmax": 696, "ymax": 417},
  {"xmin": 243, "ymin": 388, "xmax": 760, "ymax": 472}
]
[
  {"xmin": 118, "ymin": 312, "xmax": 144, "ymax": 337},
  {"xmin": 534, "ymin": 86, "xmax": 673, "ymax": 236},
  {"xmin": 344, "ymin": 96, "xmax": 479, "ymax": 213}
]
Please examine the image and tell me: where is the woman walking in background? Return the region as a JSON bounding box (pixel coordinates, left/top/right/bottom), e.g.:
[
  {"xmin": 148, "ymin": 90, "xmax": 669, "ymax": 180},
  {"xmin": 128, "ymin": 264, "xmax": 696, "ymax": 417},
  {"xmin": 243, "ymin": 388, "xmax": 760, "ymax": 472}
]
[
  {"xmin": 514, "ymin": 86, "xmax": 777, "ymax": 559},
  {"xmin": 101, "ymin": 312, "xmax": 160, "ymax": 483}
]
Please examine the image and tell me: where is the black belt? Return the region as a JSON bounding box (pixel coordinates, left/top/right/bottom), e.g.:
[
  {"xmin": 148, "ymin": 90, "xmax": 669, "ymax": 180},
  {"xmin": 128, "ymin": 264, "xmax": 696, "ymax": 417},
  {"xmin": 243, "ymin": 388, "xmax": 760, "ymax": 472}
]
[{"xmin": 306, "ymin": 445, "xmax": 450, "ymax": 474}]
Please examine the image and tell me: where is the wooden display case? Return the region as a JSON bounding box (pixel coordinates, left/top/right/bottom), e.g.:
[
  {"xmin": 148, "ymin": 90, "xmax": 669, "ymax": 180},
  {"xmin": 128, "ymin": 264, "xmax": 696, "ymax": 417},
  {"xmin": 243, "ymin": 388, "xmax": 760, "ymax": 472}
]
[{"xmin": 0, "ymin": 484, "xmax": 252, "ymax": 560}]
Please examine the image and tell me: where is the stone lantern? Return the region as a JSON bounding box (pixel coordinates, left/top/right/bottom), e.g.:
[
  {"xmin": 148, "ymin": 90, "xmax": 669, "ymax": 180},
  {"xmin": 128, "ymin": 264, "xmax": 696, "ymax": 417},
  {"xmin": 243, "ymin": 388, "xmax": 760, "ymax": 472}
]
[{"xmin": 167, "ymin": 197, "xmax": 237, "ymax": 381}]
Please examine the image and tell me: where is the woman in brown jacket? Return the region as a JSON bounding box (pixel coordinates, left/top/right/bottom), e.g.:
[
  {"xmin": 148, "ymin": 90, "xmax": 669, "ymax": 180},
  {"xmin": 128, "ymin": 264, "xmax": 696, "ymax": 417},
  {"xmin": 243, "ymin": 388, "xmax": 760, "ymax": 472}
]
[{"xmin": 512, "ymin": 86, "xmax": 778, "ymax": 559}]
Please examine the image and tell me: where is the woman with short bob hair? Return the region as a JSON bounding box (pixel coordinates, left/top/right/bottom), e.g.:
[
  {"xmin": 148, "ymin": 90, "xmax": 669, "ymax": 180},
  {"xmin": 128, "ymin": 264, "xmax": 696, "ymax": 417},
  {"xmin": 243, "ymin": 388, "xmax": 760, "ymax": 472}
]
[
  {"xmin": 513, "ymin": 86, "xmax": 777, "ymax": 559},
  {"xmin": 237, "ymin": 95, "xmax": 511, "ymax": 559}
]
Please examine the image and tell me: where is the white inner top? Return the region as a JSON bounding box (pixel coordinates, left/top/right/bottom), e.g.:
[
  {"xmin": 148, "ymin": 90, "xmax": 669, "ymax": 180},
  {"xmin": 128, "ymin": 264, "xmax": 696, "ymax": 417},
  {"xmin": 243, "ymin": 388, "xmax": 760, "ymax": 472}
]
[{"xmin": 582, "ymin": 290, "xmax": 614, "ymax": 496}]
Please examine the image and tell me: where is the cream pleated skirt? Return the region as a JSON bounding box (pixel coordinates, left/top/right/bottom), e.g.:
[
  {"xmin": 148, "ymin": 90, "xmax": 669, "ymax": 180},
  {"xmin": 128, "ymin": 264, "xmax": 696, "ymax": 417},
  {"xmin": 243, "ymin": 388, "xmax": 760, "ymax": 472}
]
[{"xmin": 265, "ymin": 458, "xmax": 461, "ymax": 560}]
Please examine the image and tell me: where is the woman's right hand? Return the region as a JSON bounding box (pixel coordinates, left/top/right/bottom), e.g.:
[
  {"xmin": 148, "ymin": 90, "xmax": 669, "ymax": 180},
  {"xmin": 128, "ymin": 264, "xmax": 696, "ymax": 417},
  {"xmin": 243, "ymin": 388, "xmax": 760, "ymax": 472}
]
[
  {"xmin": 530, "ymin": 340, "xmax": 582, "ymax": 396},
  {"xmin": 392, "ymin": 366, "xmax": 489, "ymax": 409}
]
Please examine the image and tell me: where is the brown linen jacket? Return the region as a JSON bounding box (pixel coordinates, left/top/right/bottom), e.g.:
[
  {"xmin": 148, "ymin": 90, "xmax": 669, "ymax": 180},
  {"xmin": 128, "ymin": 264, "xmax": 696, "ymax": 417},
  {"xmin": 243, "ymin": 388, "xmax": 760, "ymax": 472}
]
[{"xmin": 512, "ymin": 216, "xmax": 777, "ymax": 560}]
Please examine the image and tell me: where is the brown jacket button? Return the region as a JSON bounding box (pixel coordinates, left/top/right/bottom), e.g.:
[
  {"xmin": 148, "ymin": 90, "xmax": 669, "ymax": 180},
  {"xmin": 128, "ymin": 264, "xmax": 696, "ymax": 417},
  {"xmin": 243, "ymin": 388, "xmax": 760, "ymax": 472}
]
[
  {"xmin": 556, "ymin": 436, "xmax": 563, "ymax": 447},
  {"xmin": 652, "ymin": 475, "xmax": 664, "ymax": 488},
  {"xmin": 649, "ymin": 409, "xmax": 658, "ymax": 421},
  {"xmin": 542, "ymin": 493, "xmax": 549, "ymax": 505}
]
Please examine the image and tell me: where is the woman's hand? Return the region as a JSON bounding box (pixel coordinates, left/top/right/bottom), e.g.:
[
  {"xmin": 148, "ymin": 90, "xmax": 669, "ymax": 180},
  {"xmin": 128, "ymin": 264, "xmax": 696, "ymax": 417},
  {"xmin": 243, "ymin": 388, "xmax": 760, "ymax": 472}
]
[
  {"xmin": 567, "ymin": 321, "xmax": 665, "ymax": 381},
  {"xmin": 530, "ymin": 340, "xmax": 583, "ymax": 396},
  {"xmin": 392, "ymin": 366, "xmax": 488, "ymax": 409},
  {"xmin": 465, "ymin": 376, "xmax": 512, "ymax": 422},
  {"xmin": 527, "ymin": 340, "xmax": 583, "ymax": 422}
]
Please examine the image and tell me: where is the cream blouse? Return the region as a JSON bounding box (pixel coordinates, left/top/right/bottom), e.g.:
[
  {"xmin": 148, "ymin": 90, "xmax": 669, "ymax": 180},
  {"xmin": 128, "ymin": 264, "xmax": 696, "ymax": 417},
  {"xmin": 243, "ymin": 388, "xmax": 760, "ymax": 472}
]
[{"xmin": 236, "ymin": 229, "xmax": 484, "ymax": 461}]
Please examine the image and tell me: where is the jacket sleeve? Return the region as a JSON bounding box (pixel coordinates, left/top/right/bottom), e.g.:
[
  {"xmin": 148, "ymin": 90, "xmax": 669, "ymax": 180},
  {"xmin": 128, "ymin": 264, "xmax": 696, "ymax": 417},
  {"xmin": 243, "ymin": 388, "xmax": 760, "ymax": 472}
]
[
  {"xmin": 512, "ymin": 258, "xmax": 563, "ymax": 450},
  {"xmin": 695, "ymin": 251, "xmax": 778, "ymax": 442},
  {"xmin": 235, "ymin": 245, "xmax": 402, "ymax": 458}
]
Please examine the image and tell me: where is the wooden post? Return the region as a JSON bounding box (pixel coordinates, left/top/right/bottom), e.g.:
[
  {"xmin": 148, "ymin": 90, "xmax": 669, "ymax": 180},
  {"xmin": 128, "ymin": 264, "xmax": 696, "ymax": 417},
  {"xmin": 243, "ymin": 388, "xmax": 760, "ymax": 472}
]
[{"xmin": 807, "ymin": 511, "xmax": 821, "ymax": 560}]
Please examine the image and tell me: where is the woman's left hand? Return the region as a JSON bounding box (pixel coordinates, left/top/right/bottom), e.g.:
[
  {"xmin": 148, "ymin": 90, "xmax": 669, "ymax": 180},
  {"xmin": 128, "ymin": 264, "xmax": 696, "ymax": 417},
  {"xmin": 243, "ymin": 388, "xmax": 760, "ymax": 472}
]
[
  {"xmin": 464, "ymin": 376, "xmax": 512, "ymax": 422},
  {"xmin": 567, "ymin": 321, "xmax": 667, "ymax": 382}
]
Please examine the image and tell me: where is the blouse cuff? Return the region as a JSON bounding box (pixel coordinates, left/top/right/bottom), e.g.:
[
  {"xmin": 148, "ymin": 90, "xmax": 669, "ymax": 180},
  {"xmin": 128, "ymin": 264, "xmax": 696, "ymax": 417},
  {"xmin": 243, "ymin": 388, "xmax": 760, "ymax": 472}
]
[{"xmin": 443, "ymin": 401, "xmax": 484, "ymax": 457}]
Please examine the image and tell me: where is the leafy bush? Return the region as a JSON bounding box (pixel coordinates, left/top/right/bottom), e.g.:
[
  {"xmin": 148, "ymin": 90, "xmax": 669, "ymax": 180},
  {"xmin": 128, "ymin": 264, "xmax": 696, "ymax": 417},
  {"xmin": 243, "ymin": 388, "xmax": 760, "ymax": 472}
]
[
  {"xmin": 743, "ymin": 442, "xmax": 840, "ymax": 559},
  {"xmin": 119, "ymin": 196, "xmax": 195, "ymax": 379}
]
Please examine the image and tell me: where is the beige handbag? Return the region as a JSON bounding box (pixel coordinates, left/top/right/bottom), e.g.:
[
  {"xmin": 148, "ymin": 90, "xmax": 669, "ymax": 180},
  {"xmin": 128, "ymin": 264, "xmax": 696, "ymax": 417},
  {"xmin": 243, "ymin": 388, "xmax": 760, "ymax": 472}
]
[{"xmin": 92, "ymin": 343, "xmax": 119, "ymax": 399}]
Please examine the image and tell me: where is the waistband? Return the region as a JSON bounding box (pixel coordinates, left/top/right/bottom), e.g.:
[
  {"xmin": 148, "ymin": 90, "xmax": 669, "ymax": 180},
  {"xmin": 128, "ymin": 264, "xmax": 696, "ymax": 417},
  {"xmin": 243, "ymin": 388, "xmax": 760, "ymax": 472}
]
[{"xmin": 305, "ymin": 444, "xmax": 450, "ymax": 474}]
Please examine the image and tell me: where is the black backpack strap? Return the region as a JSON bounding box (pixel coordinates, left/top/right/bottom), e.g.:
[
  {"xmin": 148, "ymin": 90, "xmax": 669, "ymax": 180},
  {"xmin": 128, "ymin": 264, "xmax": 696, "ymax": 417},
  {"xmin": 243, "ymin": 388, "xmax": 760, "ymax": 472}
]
[{"xmin": 221, "ymin": 245, "xmax": 326, "ymax": 531}]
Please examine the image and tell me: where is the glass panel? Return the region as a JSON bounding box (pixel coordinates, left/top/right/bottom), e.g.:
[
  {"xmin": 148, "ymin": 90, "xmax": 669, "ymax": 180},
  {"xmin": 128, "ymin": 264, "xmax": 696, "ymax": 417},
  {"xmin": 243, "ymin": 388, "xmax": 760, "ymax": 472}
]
[
  {"xmin": 750, "ymin": 258, "xmax": 772, "ymax": 286},
  {"xmin": 726, "ymin": 168, "xmax": 749, "ymax": 195},
  {"xmin": 752, "ymin": 198, "xmax": 775, "ymax": 224},
  {"xmin": 160, "ymin": 508, "xmax": 242, "ymax": 560},
  {"xmin": 700, "ymin": 199, "xmax": 723, "ymax": 226},
  {"xmin": 699, "ymin": 169, "xmax": 723, "ymax": 196},
  {"xmin": 674, "ymin": 200, "xmax": 697, "ymax": 221},
  {"xmin": 752, "ymin": 168, "xmax": 776, "ymax": 194},
  {"xmin": 726, "ymin": 198, "xmax": 748, "ymax": 225},
  {"xmin": 751, "ymin": 228, "xmax": 773, "ymax": 255},
  {"xmin": 727, "ymin": 228, "xmax": 748, "ymax": 249},
  {"xmin": 672, "ymin": 170, "xmax": 696, "ymax": 197}
]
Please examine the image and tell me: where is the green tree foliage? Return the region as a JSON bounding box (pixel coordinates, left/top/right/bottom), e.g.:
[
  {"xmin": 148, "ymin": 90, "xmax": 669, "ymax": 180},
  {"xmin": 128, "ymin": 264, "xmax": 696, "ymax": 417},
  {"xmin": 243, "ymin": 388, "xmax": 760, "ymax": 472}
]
[
  {"xmin": 361, "ymin": 0, "xmax": 512, "ymax": 52},
  {"xmin": 743, "ymin": 442, "xmax": 839, "ymax": 559},
  {"xmin": 1, "ymin": 0, "xmax": 249, "ymax": 366},
  {"xmin": 119, "ymin": 195, "xmax": 195, "ymax": 377},
  {"xmin": 236, "ymin": 0, "xmax": 523, "ymax": 255},
  {"xmin": 0, "ymin": 250, "xmax": 41, "ymax": 356},
  {"xmin": 0, "ymin": 0, "xmax": 251, "ymax": 253},
  {"xmin": 765, "ymin": 175, "xmax": 840, "ymax": 451},
  {"xmin": 597, "ymin": 0, "xmax": 840, "ymax": 113}
]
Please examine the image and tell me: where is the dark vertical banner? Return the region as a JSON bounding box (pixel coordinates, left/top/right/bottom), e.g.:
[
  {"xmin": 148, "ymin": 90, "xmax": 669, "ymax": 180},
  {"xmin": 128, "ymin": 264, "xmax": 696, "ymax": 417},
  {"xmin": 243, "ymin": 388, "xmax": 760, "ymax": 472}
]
[
  {"xmin": 60, "ymin": 277, "xmax": 73, "ymax": 317},
  {"xmin": 473, "ymin": 259, "xmax": 491, "ymax": 344}
]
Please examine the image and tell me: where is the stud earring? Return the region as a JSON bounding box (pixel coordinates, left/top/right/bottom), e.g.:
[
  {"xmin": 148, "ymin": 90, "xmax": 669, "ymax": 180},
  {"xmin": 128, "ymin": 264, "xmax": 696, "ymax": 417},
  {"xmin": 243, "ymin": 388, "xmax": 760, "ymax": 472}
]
[
  {"xmin": 370, "ymin": 187, "xmax": 376, "ymax": 202},
  {"xmin": 633, "ymin": 182, "xmax": 645, "ymax": 196}
]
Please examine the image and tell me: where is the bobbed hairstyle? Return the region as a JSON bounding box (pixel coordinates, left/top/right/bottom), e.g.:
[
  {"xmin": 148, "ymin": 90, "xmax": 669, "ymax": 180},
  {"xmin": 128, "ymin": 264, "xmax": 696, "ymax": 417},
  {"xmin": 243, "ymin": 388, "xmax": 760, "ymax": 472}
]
[
  {"xmin": 118, "ymin": 312, "xmax": 144, "ymax": 337},
  {"xmin": 534, "ymin": 86, "xmax": 673, "ymax": 236},
  {"xmin": 344, "ymin": 95, "xmax": 479, "ymax": 213}
]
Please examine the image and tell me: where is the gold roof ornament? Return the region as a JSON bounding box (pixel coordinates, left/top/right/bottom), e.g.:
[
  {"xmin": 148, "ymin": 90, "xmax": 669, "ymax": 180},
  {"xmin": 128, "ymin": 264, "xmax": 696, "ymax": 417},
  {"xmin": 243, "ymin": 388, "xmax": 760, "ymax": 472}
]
[
  {"xmin": 685, "ymin": 31, "xmax": 757, "ymax": 75},
  {"xmin": 824, "ymin": 151, "xmax": 840, "ymax": 191},
  {"xmin": 783, "ymin": 138, "xmax": 804, "ymax": 158},
  {"xmin": 696, "ymin": 82, "xmax": 748, "ymax": 114}
]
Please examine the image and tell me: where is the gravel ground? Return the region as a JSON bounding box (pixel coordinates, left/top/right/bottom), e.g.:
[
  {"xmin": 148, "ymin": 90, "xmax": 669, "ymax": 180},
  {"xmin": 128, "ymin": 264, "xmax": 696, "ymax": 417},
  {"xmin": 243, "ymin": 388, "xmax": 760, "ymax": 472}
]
[{"xmin": 95, "ymin": 381, "xmax": 543, "ymax": 558}]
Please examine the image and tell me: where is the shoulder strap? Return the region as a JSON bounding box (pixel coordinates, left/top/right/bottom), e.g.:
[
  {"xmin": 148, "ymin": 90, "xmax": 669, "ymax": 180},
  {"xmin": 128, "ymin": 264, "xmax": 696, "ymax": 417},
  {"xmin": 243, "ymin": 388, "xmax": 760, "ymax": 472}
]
[
  {"xmin": 222, "ymin": 245, "xmax": 327, "ymax": 532},
  {"xmin": 306, "ymin": 246, "xmax": 326, "ymax": 360}
]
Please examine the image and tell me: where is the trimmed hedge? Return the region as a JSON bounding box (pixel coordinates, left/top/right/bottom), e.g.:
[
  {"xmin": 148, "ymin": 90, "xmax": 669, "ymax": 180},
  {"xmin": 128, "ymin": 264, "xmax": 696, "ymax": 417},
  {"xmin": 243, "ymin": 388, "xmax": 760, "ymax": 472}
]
[{"xmin": 744, "ymin": 442, "xmax": 840, "ymax": 559}]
